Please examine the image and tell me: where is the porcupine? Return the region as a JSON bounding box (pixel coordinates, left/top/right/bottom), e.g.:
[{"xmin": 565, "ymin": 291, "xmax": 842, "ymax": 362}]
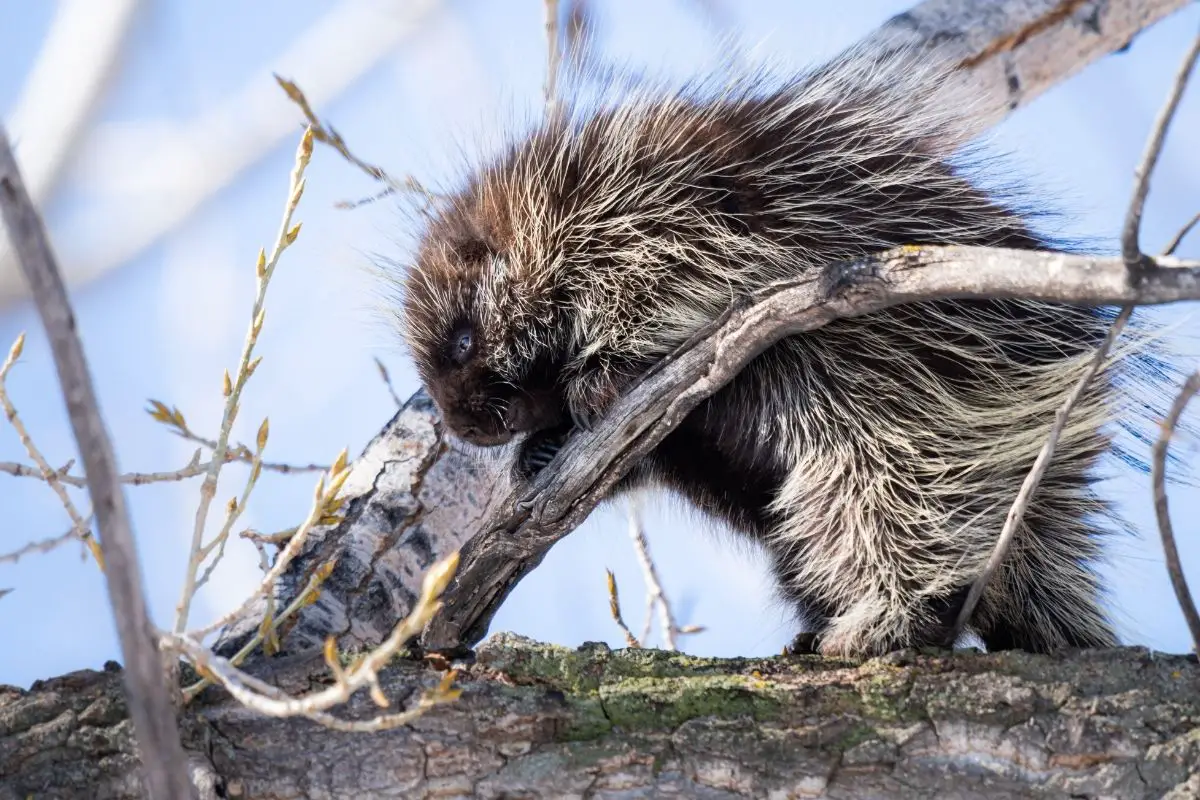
[{"xmin": 398, "ymin": 43, "xmax": 1177, "ymax": 658}]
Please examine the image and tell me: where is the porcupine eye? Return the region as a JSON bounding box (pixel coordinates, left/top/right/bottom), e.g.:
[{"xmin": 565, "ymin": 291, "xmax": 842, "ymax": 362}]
[{"xmin": 449, "ymin": 326, "xmax": 476, "ymax": 365}]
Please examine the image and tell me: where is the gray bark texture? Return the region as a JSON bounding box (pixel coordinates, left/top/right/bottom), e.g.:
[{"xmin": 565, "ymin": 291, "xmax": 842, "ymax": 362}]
[{"xmin": 4, "ymin": 634, "xmax": 1200, "ymax": 799}]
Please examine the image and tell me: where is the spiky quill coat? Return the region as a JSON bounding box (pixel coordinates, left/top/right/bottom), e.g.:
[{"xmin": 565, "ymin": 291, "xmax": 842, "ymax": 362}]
[{"xmin": 401, "ymin": 45, "xmax": 1173, "ymax": 657}]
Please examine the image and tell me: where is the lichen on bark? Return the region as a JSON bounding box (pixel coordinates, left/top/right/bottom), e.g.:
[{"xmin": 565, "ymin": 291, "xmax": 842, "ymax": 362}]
[{"xmin": 3, "ymin": 634, "xmax": 1199, "ymax": 799}]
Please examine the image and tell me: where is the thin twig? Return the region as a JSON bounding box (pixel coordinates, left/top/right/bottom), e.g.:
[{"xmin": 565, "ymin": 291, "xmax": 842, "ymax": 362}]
[
  {"xmin": 193, "ymin": 419, "xmax": 269, "ymax": 595},
  {"xmin": 0, "ymin": 517, "xmax": 93, "ymax": 565},
  {"xmin": 543, "ymin": 0, "xmax": 561, "ymax": 116},
  {"xmin": 605, "ymin": 569, "xmax": 641, "ymax": 648},
  {"xmin": 0, "ymin": 127, "xmax": 196, "ymax": 800},
  {"xmin": 146, "ymin": 401, "xmax": 327, "ymax": 474},
  {"xmin": 1151, "ymin": 371, "xmax": 1200, "ymax": 654},
  {"xmin": 1, "ymin": 451, "xmax": 216, "ymax": 487},
  {"xmin": 625, "ymin": 496, "xmax": 703, "ymax": 650},
  {"xmin": 163, "ymin": 551, "xmax": 461, "ymax": 730},
  {"xmin": 1121, "ymin": 30, "xmax": 1200, "ymax": 265},
  {"xmin": 374, "ymin": 357, "xmax": 404, "ymax": 408},
  {"xmin": 0, "ymin": 333, "xmax": 102, "ymax": 566},
  {"xmin": 173, "ymin": 127, "xmax": 312, "ymax": 635},
  {"xmin": 184, "ymin": 450, "xmax": 349, "ymax": 641},
  {"xmin": 1164, "ymin": 210, "xmax": 1200, "ymax": 257},
  {"xmin": 273, "ymin": 75, "xmax": 436, "ymax": 206}
]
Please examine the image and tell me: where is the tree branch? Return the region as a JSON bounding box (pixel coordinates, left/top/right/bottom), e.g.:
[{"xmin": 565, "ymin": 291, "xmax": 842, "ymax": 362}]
[
  {"xmin": 4, "ymin": 636, "xmax": 1200, "ymax": 798},
  {"xmin": 871, "ymin": 0, "xmax": 1192, "ymax": 127},
  {"xmin": 0, "ymin": 131, "xmax": 194, "ymax": 798},
  {"xmin": 1151, "ymin": 372, "xmax": 1200, "ymax": 653}
]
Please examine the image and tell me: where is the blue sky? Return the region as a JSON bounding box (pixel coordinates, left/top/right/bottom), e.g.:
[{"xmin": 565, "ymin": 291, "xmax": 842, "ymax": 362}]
[{"xmin": 1, "ymin": 0, "xmax": 1198, "ymax": 689}]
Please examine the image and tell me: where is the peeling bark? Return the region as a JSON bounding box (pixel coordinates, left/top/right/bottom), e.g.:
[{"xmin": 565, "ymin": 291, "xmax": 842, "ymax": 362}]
[
  {"xmin": 4, "ymin": 636, "xmax": 1200, "ymax": 799},
  {"xmin": 213, "ymin": 392, "xmax": 510, "ymax": 660}
]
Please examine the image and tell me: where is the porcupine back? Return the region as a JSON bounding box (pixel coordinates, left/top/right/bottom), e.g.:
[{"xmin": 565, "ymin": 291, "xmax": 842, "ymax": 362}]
[{"xmin": 400, "ymin": 42, "xmax": 1188, "ymax": 655}]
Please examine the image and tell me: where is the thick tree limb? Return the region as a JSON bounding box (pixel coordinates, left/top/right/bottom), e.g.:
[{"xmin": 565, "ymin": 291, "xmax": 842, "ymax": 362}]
[
  {"xmin": 871, "ymin": 0, "xmax": 1192, "ymax": 126},
  {"xmin": 0, "ymin": 131, "xmax": 194, "ymax": 798},
  {"xmin": 213, "ymin": 393, "xmax": 510, "ymax": 659},
  {"xmin": 4, "ymin": 635, "xmax": 1200, "ymax": 799}
]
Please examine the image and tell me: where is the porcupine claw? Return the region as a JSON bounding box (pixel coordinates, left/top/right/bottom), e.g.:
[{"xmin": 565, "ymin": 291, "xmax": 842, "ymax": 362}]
[
  {"xmin": 516, "ymin": 421, "xmax": 576, "ymax": 480},
  {"xmin": 571, "ymin": 406, "xmax": 593, "ymax": 432}
]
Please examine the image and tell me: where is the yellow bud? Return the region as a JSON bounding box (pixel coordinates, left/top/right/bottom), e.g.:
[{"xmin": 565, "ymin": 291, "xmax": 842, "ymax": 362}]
[
  {"xmin": 285, "ymin": 223, "xmax": 302, "ymax": 246},
  {"xmin": 6, "ymin": 332, "xmax": 25, "ymax": 365},
  {"xmin": 250, "ymin": 462, "xmax": 263, "ymax": 485},
  {"xmin": 252, "ymin": 308, "xmax": 266, "ymax": 337},
  {"xmin": 300, "ymin": 127, "xmax": 315, "ymax": 161},
  {"xmin": 246, "ymin": 356, "xmax": 263, "ymax": 378},
  {"xmin": 256, "ymin": 418, "xmax": 269, "ymax": 452},
  {"xmin": 421, "ymin": 551, "xmax": 460, "ymax": 600},
  {"xmin": 146, "ymin": 400, "xmax": 171, "ymax": 423},
  {"xmin": 436, "ymin": 669, "xmax": 459, "ymax": 695},
  {"xmin": 256, "ymin": 248, "xmax": 267, "ymax": 279},
  {"xmin": 292, "ymin": 177, "xmax": 307, "ymax": 205},
  {"xmin": 274, "ymin": 74, "xmax": 304, "ymax": 103},
  {"xmin": 222, "ymin": 369, "xmax": 232, "ymax": 397},
  {"xmin": 331, "ymin": 447, "xmax": 348, "ymax": 476},
  {"xmin": 326, "ymin": 466, "xmax": 351, "ymax": 502},
  {"xmin": 323, "ymin": 635, "xmax": 345, "ymax": 680},
  {"xmin": 315, "ymin": 559, "xmax": 337, "ymax": 582},
  {"xmin": 88, "ymin": 537, "xmax": 105, "ymax": 571},
  {"xmin": 226, "ymin": 497, "xmax": 238, "ymax": 515},
  {"xmin": 369, "ymin": 679, "xmax": 389, "ymax": 708}
]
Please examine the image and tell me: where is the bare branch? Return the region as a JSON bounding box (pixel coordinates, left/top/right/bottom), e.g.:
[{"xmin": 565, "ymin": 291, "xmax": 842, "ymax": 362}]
[
  {"xmin": 870, "ymin": 0, "xmax": 1192, "ymax": 128},
  {"xmin": 0, "ymin": 128, "xmax": 195, "ymax": 799},
  {"xmin": 273, "ymin": 76, "xmax": 435, "ymax": 208},
  {"xmin": 605, "ymin": 569, "xmax": 641, "ymax": 648},
  {"xmin": 421, "ymin": 245, "xmax": 1200, "ymax": 653},
  {"xmin": 173, "ymin": 127, "xmax": 313, "ymax": 635},
  {"xmin": 374, "ymin": 356, "xmax": 404, "ymax": 409},
  {"xmin": 1122, "ymin": 30, "xmax": 1200, "ymax": 265},
  {"xmin": 0, "ymin": 332, "xmax": 100, "ymax": 565},
  {"xmin": 543, "ymin": 0, "xmax": 561, "ymax": 115},
  {"xmin": 1164, "ymin": 210, "xmax": 1200, "ymax": 257},
  {"xmin": 2, "ymin": 451, "xmax": 220, "ymax": 487},
  {"xmin": 1151, "ymin": 371, "xmax": 1200, "ymax": 654},
  {"xmin": 626, "ymin": 496, "xmax": 703, "ymax": 650},
  {"xmin": 0, "ymin": 518, "xmax": 92, "ymax": 566}
]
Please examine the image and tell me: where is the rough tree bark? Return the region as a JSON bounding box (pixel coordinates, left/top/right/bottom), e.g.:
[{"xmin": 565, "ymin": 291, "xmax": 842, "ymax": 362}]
[
  {"xmin": 4, "ymin": 1, "xmax": 1199, "ymax": 798},
  {"xmin": 4, "ymin": 635, "xmax": 1200, "ymax": 798}
]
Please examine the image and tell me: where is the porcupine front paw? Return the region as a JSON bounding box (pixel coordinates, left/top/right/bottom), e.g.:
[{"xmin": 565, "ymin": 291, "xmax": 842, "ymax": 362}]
[{"xmin": 516, "ymin": 421, "xmax": 575, "ymax": 480}]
